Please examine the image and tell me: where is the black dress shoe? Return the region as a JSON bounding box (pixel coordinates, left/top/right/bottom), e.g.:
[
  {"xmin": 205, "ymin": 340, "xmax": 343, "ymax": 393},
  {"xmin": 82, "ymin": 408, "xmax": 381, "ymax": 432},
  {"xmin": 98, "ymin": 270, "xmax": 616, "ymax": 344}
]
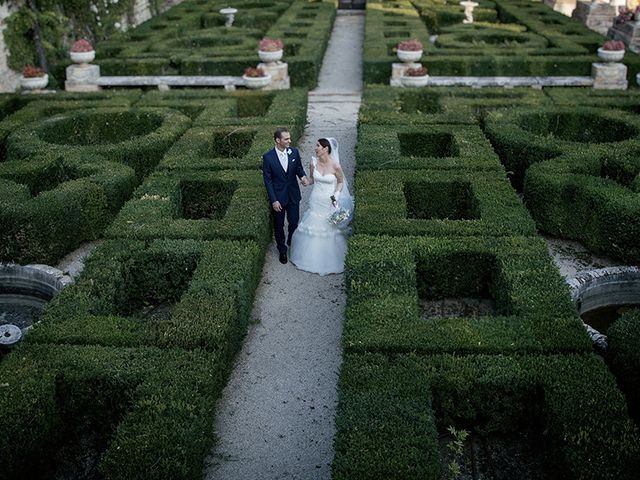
[{"xmin": 279, "ymin": 252, "xmax": 288, "ymax": 264}]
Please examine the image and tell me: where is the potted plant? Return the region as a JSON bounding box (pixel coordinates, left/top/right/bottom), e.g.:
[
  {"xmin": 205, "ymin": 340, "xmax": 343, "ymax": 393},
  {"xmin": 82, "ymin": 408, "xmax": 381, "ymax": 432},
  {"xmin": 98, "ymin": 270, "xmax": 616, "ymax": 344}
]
[
  {"xmin": 70, "ymin": 39, "xmax": 96, "ymax": 64},
  {"xmin": 243, "ymin": 67, "xmax": 272, "ymax": 89},
  {"xmin": 20, "ymin": 64, "xmax": 48, "ymax": 90},
  {"xmin": 258, "ymin": 37, "xmax": 284, "ymax": 63},
  {"xmin": 401, "ymin": 66, "xmax": 429, "ymax": 87},
  {"xmin": 396, "ymin": 39, "xmax": 423, "ymax": 63},
  {"xmin": 597, "ymin": 40, "xmax": 626, "ymax": 62}
]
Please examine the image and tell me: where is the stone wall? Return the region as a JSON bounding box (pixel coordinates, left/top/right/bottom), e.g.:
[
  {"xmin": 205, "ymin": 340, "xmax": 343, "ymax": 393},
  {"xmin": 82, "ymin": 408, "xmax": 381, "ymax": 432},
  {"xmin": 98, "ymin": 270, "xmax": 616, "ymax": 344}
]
[
  {"xmin": 0, "ymin": 0, "xmax": 182, "ymax": 92},
  {"xmin": 0, "ymin": 2, "xmax": 21, "ymax": 93}
]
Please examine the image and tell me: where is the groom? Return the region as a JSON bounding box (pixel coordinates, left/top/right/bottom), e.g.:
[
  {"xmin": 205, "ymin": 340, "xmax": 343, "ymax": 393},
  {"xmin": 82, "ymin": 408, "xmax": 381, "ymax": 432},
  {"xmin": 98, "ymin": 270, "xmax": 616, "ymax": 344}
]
[{"xmin": 262, "ymin": 127, "xmax": 309, "ymax": 264}]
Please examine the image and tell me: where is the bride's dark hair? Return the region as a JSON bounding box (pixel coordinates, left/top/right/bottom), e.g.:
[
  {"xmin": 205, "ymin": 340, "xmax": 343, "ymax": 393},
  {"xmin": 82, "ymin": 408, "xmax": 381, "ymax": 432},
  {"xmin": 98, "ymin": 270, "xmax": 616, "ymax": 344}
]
[{"xmin": 318, "ymin": 138, "xmax": 332, "ymax": 154}]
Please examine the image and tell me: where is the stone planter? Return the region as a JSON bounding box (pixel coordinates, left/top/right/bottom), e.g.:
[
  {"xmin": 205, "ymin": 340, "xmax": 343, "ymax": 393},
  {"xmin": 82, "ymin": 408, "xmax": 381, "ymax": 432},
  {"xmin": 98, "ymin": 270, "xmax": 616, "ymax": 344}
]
[
  {"xmin": 597, "ymin": 47, "xmax": 625, "ymax": 63},
  {"xmin": 397, "ymin": 49, "xmax": 423, "ymax": 63},
  {"xmin": 243, "ymin": 74, "xmax": 272, "ymax": 89},
  {"xmin": 258, "ymin": 49, "xmax": 283, "ymax": 63},
  {"xmin": 70, "ymin": 50, "xmax": 96, "ymax": 64},
  {"xmin": 400, "ymin": 74, "xmax": 429, "ymax": 87},
  {"xmin": 20, "ymin": 74, "xmax": 49, "ymax": 90}
]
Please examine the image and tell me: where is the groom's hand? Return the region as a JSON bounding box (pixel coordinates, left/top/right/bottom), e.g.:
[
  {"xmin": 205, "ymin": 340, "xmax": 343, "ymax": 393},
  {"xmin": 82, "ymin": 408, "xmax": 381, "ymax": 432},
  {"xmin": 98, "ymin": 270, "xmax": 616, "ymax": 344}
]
[
  {"xmin": 300, "ymin": 176, "xmax": 309, "ymax": 186},
  {"xmin": 272, "ymin": 201, "xmax": 283, "ymax": 212}
]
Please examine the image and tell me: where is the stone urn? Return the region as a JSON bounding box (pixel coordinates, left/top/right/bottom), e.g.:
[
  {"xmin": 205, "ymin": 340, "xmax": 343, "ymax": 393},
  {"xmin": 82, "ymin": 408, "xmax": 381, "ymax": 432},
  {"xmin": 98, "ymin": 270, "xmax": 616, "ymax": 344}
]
[
  {"xmin": 70, "ymin": 50, "xmax": 96, "ymax": 64},
  {"xmin": 220, "ymin": 7, "xmax": 238, "ymax": 27},
  {"xmin": 258, "ymin": 49, "xmax": 283, "ymax": 63},
  {"xmin": 397, "ymin": 49, "xmax": 423, "ymax": 63},
  {"xmin": 400, "ymin": 74, "xmax": 429, "ymax": 87},
  {"xmin": 243, "ymin": 73, "xmax": 272, "ymax": 89},
  {"xmin": 597, "ymin": 47, "xmax": 625, "ymax": 63},
  {"xmin": 20, "ymin": 74, "xmax": 49, "ymax": 90}
]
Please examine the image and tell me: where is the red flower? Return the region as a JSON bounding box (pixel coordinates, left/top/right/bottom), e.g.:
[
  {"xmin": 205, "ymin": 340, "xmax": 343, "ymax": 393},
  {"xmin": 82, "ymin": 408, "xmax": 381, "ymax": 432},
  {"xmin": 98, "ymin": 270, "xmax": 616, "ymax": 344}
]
[{"xmin": 71, "ymin": 39, "xmax": 94, "ymax": 53}]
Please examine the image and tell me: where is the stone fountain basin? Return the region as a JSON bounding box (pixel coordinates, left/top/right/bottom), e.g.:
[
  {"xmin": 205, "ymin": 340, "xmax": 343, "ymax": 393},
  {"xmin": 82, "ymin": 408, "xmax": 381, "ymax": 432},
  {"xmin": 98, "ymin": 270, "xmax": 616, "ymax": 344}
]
[{"xmin": 0, "ymin": 264, "xmax": 72, "ymax": 343}]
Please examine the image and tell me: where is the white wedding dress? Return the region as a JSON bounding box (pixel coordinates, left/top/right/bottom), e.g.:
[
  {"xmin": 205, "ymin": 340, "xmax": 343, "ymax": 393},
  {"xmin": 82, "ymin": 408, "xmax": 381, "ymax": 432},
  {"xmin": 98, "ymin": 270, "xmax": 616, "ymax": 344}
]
[{"xmin": 289, "ymin": 162, "xmax": 349, "ymax": 276}]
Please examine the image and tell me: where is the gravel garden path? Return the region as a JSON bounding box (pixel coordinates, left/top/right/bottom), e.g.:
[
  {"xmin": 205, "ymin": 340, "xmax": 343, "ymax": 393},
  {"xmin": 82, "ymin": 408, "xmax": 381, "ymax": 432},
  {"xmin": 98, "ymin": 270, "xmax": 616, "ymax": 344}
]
[{"xmin": 204, "ymin": 11, "xmax": 364, "ymax": 480}]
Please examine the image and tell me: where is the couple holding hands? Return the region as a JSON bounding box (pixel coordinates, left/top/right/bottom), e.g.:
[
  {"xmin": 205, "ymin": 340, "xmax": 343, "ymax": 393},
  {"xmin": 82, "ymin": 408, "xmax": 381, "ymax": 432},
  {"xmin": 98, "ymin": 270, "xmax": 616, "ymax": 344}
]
[{"xmin": 262, "ymin": 128, "xmax": 353, "ymax": 275}]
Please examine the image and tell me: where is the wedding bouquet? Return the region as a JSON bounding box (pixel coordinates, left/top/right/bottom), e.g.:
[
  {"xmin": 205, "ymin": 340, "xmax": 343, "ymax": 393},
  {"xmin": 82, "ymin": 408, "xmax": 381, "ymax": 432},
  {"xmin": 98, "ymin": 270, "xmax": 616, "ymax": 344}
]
[{"xmin": 328, "ymin": 207, "xmax": 351, "ymax": 227}]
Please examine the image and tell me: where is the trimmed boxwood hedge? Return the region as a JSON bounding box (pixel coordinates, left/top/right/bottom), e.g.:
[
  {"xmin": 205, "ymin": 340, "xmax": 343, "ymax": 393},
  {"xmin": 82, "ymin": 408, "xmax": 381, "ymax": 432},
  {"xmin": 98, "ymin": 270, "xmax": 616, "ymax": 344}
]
[
  {"xmin": 608, "ymin": 309, "xmax": 640, "ymax": 423},
  {"xmin": 159, "ymin": 122, "xmax": 303, "ymax": 171},
  {"xmin": 105, "ymin": 170, "xmax": 271, "ymax": 250},
  {"xmin": 0, "ymin": 154, "xmax": 137, "ymax": 265},
  {"xmin": 93, "ymin": 0, "xmax": 336, "ymax": 89},
  {"xmin": 359, "ymin": 85, "xmax": 551, "ymax": 125},
  {"xmin": 26, "ymin": 238, "xmax": 262, "ymax": 352},
  {"xmin": 333, "ymin": 352, "xmax": 640, "ymax": 480},
  {"xmin": 363, "ymin": 0, "xmax": 640, "ymax": 83},
  {"xmin": 134, "ymin": 88, "xmax": 308, "ymax": 128},
  {"xmin": 0, "ymin": 95, "xmax": 140, "ymax": 160},
  {"xmin": 5, "ymin": 107, "xmax": 191, "ymax": 180},
  {"xmin": 483, "ymin": 106, "xmax": 640, "ymax": 191},
  {"xmin": 354, "ymin": 170, "xmax": 536, "ymax": 237},
  {"xmin": 356, "ymin": 123, "xmax": 503, "ymax": 171},
  {"xmin": 343, "ymin": 234, "xmax": 588, "ymax": 354},
  {"xmin": 523, "ymin": 150, "xmax": 640, "ymax": 262},
  {"xmin": 0, "ymin": 343, "xmax": 230, "ymax": 480}
]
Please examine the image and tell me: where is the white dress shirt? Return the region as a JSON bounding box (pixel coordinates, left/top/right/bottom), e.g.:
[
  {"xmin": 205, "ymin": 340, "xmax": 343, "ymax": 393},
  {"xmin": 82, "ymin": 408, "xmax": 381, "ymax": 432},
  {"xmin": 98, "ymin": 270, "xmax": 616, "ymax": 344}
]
[{"xmin": 276, "ymin": 148, "xmax": 288, "ymax": 172}]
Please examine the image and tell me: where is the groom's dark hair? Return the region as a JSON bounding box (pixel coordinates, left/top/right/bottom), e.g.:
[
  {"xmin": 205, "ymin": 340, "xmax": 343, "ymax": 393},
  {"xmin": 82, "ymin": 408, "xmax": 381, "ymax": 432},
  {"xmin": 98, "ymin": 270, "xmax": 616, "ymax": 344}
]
[
  {"xmin": 274, "ymin": 127, "xmax": 290, "ymax": 141},
  {"xmin": 318, "ymin": 138, "xmax": 332, "ymax": 154}
]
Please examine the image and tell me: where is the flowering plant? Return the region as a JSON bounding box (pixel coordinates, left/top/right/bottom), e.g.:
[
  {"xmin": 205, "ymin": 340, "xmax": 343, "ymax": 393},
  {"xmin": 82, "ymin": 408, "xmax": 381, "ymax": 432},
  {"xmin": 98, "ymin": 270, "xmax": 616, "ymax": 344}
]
[
  {"xmin": 397, "ymin": 39, "xmax": 423, "ymax": 51},
  {"xmin": 404, "ymin": 66, "xmax": 428, "ymax": 77},
  {"xmin": 602, "ymin": 40, "xmax": 625, "ymax": 51},
  {"xmin": 244, "ymin": 67, "xmax": 267, "ymax": 77},
  {"xmin": 71, "ymin": 39, "xmax": 94, "ymax": 52},
  {"xmin": 22, "ymin": 64, "xmax": 46, "ymax": 78},
  {"xmin": 615, "ymin": 6, "xmax": 640, "ymax": 24},
  {"xmin": 259, "ymin": 37, "xmax": 284, "ymax": 52},
  {"xmin": 328, "ymin": 207, "xmax": 351, "ymax": 227}
]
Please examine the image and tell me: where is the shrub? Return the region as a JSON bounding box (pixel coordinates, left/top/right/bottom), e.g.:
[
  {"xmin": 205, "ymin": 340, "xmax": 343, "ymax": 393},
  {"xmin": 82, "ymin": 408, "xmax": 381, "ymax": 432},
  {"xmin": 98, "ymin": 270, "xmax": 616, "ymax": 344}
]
[
  {"xmin": 70, "ymin": 38, "xmax": 94, "ymax": 52},
  {"xmin": 344, "ymin": 235, "xmax": 587, "ymax": 355},
  {"xmin": 523, "ymin": 150, "xmax": 640, "ymax": 262},
  {"xmin": 603, "ymin": 40, "xmax": 625, "ymax": 51},
  {"xmin": 259, "ymin": 37, "xmax": 284, "ymax": 51},
  {"xmin": 404, "ymin": 66, "xmax": 427, "ymax": 76},
  {"xmin": 333, "ymin": 352, "xmax": 640, "ymax": 480},
  {"xmin": 105, "ymin": 170, "xmax": 271, "ymax": 251},
  {"xmin": 22, "ymin": 64, "xmax": 45, "ymax": 77},
  {"xmin": 484, "ymin": 106, "xmax": 640, "ymax": 191},
  {"xmin": 608, "ymin": 310, "xmax": 640, "ymax": 422},
  {"xmin": 244, "ymin": 66, "xmax": 267, "ymax": 77},
  {"xmin": 397, "ymin": 38, "xmax": 423, "ymax": 51},
  {"xmin": 5, "ymin": 108, "xmax": 191, "ymax": 180},
  {"xmin": 354, "ymin": 170, "xmax": 536, "ymax": 237}
]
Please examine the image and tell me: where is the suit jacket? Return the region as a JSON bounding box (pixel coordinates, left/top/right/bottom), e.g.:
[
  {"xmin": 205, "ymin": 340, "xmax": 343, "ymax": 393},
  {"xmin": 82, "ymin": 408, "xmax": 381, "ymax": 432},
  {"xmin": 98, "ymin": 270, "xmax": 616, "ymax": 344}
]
[{"xmin": 262, "ymin": 147, "xmax": 307, "ymax": 206}]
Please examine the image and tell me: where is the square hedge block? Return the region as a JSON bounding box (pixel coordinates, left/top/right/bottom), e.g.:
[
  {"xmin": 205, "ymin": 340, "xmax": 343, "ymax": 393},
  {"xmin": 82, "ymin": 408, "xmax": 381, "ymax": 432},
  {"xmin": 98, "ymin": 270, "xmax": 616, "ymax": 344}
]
[
  {"xmin": 333, "ymin": 352, "xmax": 640, "ymax": 480},
  {"xmin": 344, "ymin": 235, "xmax": 589, "ymax": 354},
  {"xmin": 354, "ymin": 170, "xmax": 536, "ymax": 237},
  {"xmin": 356, "ymin": 124, "xmax": 502, "ymax": 172},
  {"xmin": 0, "ymin": 153, "xmax": 137, "ymax": 265},
  {"xmin": 135, "ymin": 88, "xmax": 308, "ymax": 128},
  {"xmin": 159, "ymin": 123, "xmax": 303, "ymax": 171},
  {"xmin": 105, "ymin": 170, "xmax": 270, "ymax": 249},
  {"xmin": 0, "ymin": 344, "xmax": 228, "ymax": 480},
  {"xmin": 358, "ymin": 86, "xmax": 551, "ymax": 126},
  {"xmin": 28, "ymin": 238, "xmax": 263, "ymax": 352},
  {"xmin": 523, "ymin": 149, "xmax": 640, "ymax": 262}
]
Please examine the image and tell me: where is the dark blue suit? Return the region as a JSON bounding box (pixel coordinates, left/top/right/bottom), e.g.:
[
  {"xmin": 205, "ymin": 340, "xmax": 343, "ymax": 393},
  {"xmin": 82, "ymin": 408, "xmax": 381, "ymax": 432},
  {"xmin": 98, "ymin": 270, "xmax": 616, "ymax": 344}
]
[{"xmin": 262, "ymin": 147, "xmax": 307, "ymax": 255}]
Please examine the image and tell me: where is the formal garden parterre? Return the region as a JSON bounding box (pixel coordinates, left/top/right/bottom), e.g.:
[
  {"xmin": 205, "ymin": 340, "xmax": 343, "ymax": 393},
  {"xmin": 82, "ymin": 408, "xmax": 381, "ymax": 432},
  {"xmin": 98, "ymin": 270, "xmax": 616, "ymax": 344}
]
[
  {"xmin": 0, "ymin": 2, "xmax": 331, "ymax": 479},
  {"xmin": 332, "ymin": 1, "xmax": 640, "ymax": 477},
  {"xmin": 2, "ymin": 0, "xmax": 640, "ymax": 478}
]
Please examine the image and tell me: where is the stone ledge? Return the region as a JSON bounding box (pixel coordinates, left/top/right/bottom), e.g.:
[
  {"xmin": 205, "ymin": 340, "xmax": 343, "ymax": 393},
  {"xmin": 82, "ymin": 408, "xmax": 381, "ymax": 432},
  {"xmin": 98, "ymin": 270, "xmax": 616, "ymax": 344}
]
[{"xmin": 393, "ymin": 76, "xmax": 594, "ymax": 88}]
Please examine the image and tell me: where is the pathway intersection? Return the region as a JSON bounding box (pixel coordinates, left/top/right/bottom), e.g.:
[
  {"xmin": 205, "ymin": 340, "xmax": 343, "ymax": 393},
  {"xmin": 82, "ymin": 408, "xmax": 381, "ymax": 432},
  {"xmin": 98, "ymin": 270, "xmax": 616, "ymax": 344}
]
[{"xmin": 204, "ymin": 11, "xmax": 364, "ymax": 480}]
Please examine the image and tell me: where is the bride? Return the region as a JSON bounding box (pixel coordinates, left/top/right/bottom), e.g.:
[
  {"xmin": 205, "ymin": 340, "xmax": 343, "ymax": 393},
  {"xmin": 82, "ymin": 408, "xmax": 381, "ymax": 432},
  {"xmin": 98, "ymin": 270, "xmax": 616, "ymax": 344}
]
[{"xmin": 289, "ymin": 137, "xmax": 353, "ymax": 275}]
